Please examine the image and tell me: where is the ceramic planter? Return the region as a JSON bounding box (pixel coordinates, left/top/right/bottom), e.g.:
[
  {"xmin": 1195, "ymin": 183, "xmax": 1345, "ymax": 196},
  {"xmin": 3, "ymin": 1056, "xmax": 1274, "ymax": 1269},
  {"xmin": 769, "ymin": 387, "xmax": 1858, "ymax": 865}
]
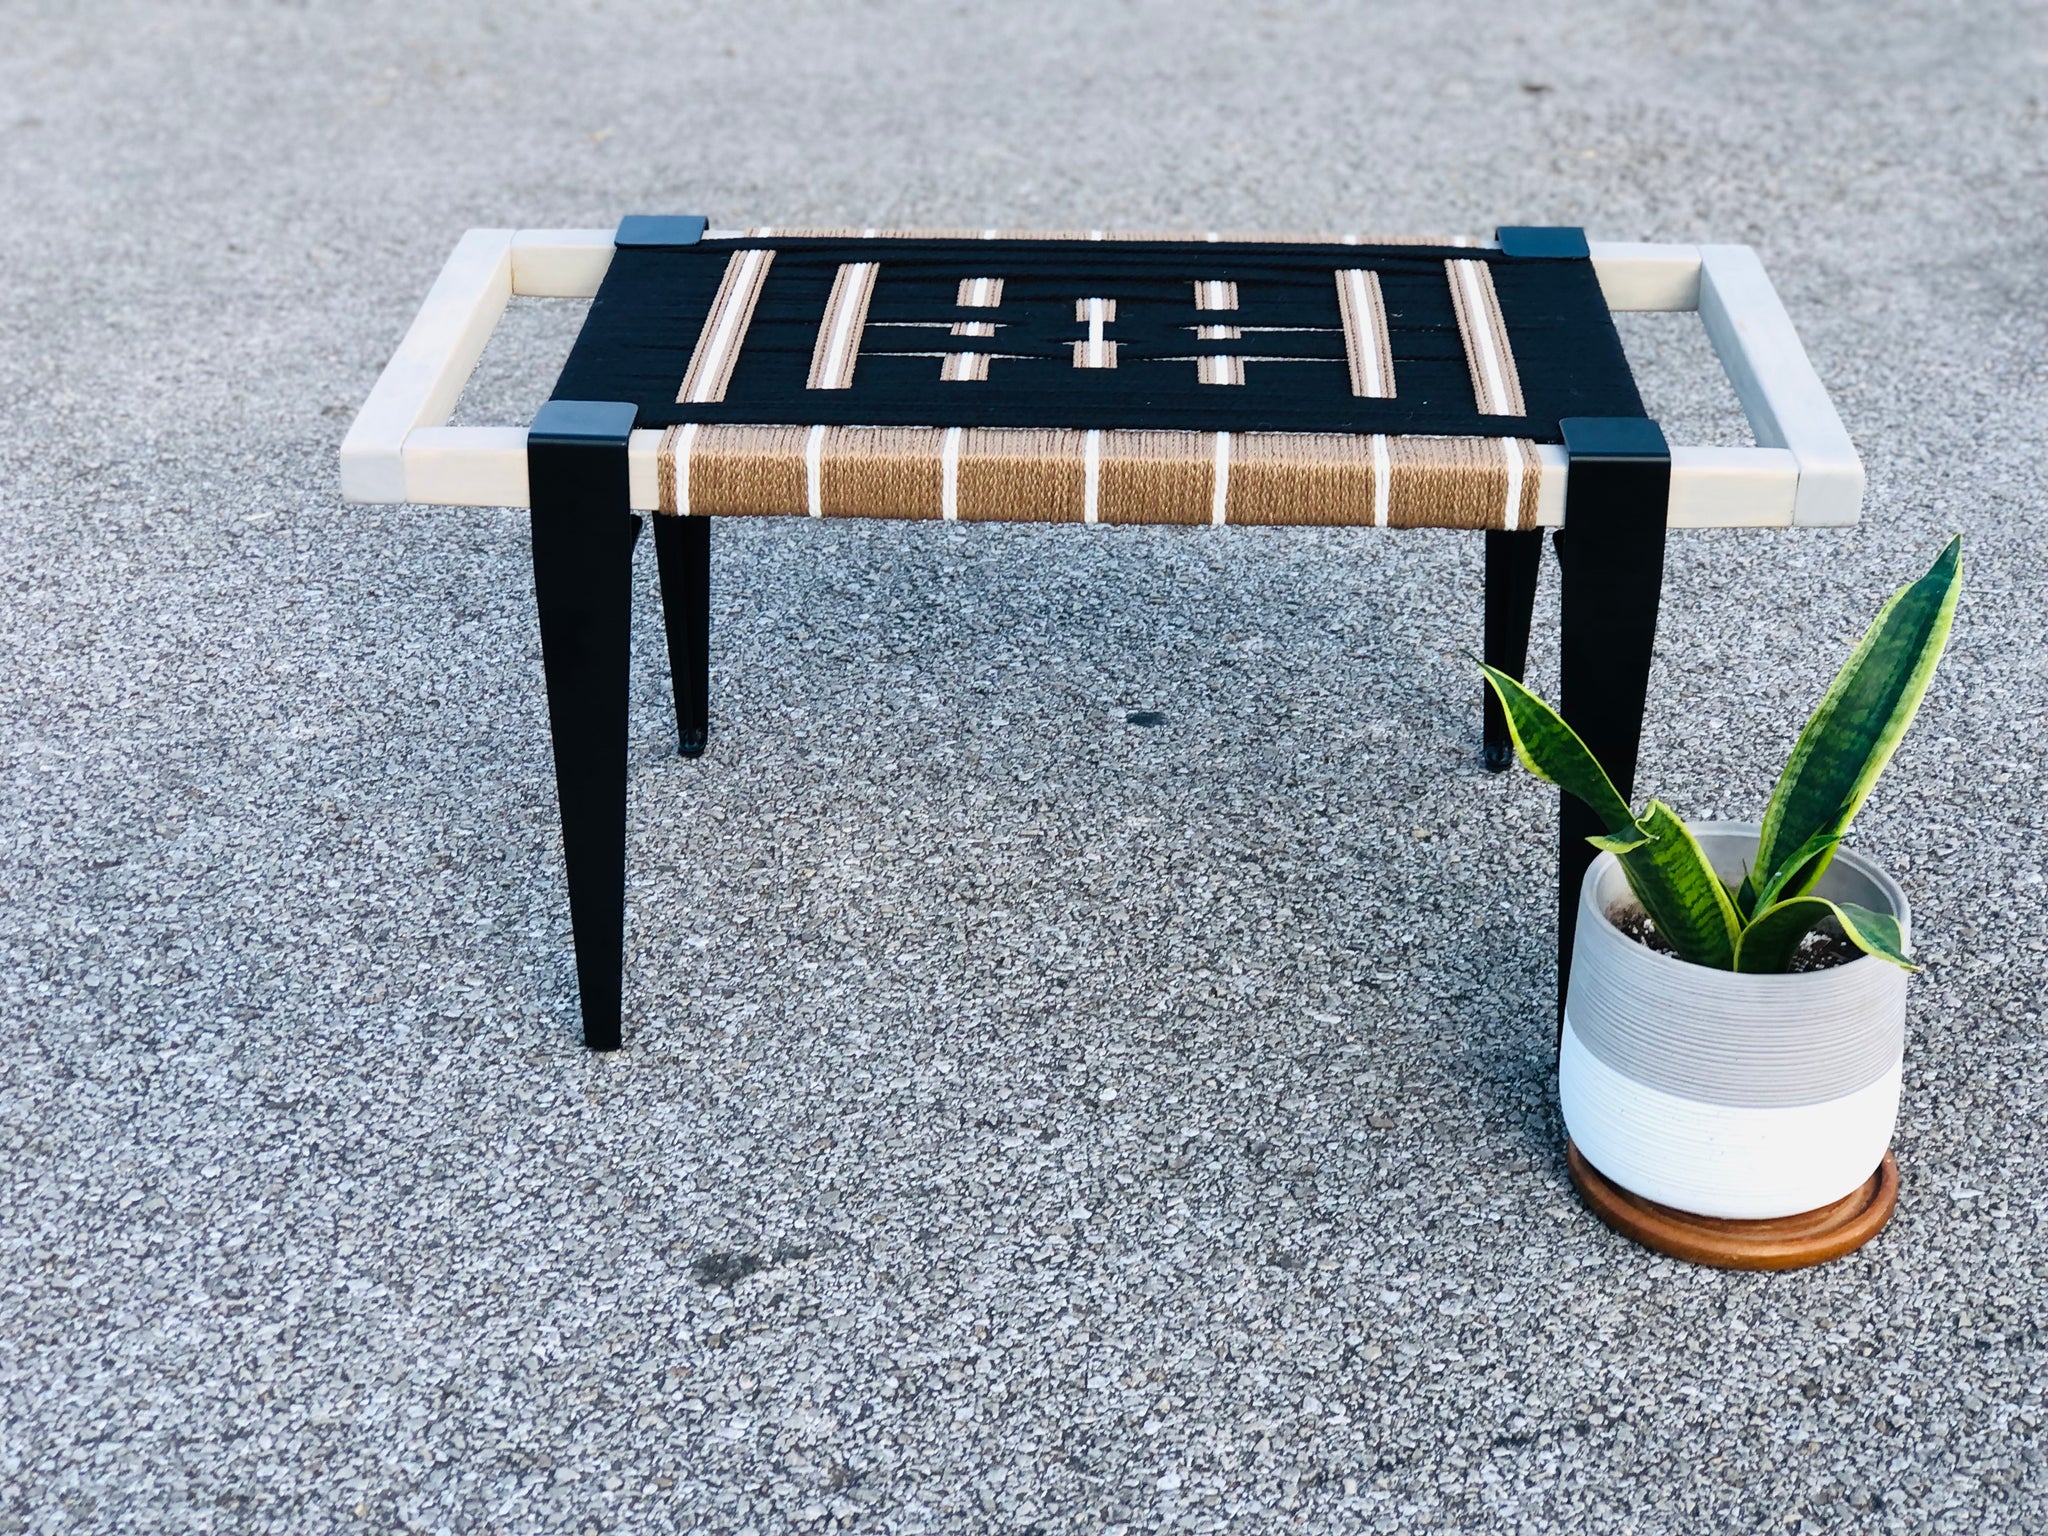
[{"xmin": 1558, "ymin": 822, "xmax": 1910, "ymax": 1222}]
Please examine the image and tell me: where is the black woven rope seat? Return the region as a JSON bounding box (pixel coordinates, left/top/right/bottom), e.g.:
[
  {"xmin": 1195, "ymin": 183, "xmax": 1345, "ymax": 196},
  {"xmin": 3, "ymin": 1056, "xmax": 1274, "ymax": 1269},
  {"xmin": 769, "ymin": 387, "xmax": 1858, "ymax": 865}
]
[{"xmin": 341, "ymin": 216, "xmax": 1862, "ymax": 1049}]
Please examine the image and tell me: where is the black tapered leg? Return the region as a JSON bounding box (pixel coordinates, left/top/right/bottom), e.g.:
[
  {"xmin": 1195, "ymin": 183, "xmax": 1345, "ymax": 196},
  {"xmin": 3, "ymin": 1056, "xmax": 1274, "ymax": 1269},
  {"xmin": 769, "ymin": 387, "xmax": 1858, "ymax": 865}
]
[
  {"xmin": 527, "ymin": 400, "xmax": 641, "ymax": 1051},
  {"xmin": 1555, "ymin": 418, "xmax": 1670, "ymax": 1026},
  {"xmin": 1482, "ymin": 529, "xmax": 1545, "ymax": 770},
  {"xmin": 652, "ymin": 514, "xmax": 710, "ymax": 757}
]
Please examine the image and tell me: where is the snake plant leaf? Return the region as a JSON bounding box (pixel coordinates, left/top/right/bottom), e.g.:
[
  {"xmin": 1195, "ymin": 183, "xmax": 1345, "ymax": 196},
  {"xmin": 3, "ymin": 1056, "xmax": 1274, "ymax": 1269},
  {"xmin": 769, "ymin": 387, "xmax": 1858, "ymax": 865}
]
[
  {"xmin": 1610, "ymin": 801, "xmax": 1744, "ymax": 971},
  {"xmin": 1747, "ymin": 536, "xmax": 1962, "ymax": 911},
  {"xmin": 1478, "ymin": 663, "xmax": 1636, "ymax": 835},
  {"xmin": 1746, "ymin": 828, "xmax": 1845, "ymax": 917},
  {"xmin": 1734, "ymin": 895, "xmax": 1916, "ymax": 974},
  {"xmin": 1588, "ymin": 830, "xmax": 1654, "ymax": 855}
]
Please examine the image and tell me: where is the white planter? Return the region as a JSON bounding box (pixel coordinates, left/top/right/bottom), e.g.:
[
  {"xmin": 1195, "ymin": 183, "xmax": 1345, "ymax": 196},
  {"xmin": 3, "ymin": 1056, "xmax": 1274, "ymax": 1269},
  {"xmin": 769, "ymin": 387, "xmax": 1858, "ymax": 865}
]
[{"xmin": 1559, "ymin": 822, "xmax": 1910, "ymax": 1220}]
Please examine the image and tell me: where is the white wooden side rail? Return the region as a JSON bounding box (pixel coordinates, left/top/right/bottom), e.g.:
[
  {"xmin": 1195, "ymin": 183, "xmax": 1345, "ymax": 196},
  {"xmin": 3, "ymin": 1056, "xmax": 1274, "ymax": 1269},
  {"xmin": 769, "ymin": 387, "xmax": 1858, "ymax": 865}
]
[{"xmin": 339, "ymin": 230, "xmax": 1863, "ymax": 529}]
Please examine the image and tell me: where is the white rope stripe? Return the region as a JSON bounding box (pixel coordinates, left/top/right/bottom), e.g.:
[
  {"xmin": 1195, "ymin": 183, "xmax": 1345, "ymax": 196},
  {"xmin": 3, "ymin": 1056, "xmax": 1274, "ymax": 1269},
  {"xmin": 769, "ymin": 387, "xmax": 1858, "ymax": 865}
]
[
  {"xmin": 804, "ymin": 424, "xmax": 825, "ymax": 517},
  {"xmin": 1194, "ymin": 281, "xmax": 1242, "ymax": 385},
  {"xmin": 807, "ymin": 262, "xmax": 877, "ymax": 390},
  {"xmin": 1371, "ymin": 433, "xmax": 1391, "ymax": 528},
  {"xmin": 1457, "ymin": 260, "xmax": 1510, "ymax": 410},
  {"xmin": 678, "ymin": 248, "xmax": 773, "ymax": 405},
  {"xmin": 1073, "ymin": 297, "xmax": 1117, "ymax": 368},
  {"xmin": 1335, "ymin": 268, "xmax": 1393, "ymax": 398},
  {"xmin": 1502, "ymin": 437, "xmax": 1523, "ymax": 531},
  {"xmin": 1448, "ymin": 258, "xmax": 1523, "ymax": 416},
  {"xmin": 941, "ymin": 427, "xmax": 962, "ymax": 520},
  {"xmin": 1084, "ymin": 430, "xmax": 1101, "ymax": 524},
  {"xmin": 1211, "ymin": 432, "xmax": 1231, "ymax": 526},
  {"xmin": 673, "ymin": 422, "xmax": 699, "ymax": 515},
  {"xmin": 945, "ymin": 277, "xmax": 1004, "ymax": 381}
]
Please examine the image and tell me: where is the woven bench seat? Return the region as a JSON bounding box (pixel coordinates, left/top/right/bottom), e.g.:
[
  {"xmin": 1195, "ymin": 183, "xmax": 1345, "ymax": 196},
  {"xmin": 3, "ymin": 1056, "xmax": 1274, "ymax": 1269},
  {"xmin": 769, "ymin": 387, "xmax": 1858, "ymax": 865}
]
[
  {"xmin": 559, "ymin": 223, "xmax": 1640, "ymax": 532},
  {"xmin": 340, "ymin": 217, "xmax": 1863, "ymax": 1049}
]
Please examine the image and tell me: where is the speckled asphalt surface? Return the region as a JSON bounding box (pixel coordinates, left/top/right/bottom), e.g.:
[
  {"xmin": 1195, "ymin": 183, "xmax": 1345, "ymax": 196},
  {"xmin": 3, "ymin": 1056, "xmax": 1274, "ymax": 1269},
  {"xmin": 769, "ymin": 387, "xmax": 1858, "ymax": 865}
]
[{"xmin": 3, "ymin": 3, "xmax": 2045, "ymax": 1531}]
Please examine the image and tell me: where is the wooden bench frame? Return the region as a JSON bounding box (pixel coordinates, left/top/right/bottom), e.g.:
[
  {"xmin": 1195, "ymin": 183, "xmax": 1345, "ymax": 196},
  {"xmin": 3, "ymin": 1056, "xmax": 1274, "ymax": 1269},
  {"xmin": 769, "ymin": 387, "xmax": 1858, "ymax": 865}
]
[{"xmin": 340, "ymin": 223, "xmax": 1862, "ymax": 1049}]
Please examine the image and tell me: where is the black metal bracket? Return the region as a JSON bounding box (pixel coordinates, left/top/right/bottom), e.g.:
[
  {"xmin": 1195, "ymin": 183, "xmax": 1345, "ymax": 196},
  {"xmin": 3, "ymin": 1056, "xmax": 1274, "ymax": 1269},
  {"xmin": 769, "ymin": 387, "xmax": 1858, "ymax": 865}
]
[
  {"xmin": 615, "ymin": 215, "xmax": 709, "ymax": 249},
  {"xmin": 1496, "ymin": 226, "xmax": 1591, "ymax": 260}
]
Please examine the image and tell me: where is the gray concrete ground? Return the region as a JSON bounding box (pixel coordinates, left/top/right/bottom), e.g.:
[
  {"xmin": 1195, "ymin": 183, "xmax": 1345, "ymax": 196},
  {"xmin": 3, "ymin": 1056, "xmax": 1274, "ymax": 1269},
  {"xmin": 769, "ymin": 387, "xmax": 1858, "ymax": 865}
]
[{"xmin": 3, "ymin": 2, "xmax": 2045, "ymax": 1531}]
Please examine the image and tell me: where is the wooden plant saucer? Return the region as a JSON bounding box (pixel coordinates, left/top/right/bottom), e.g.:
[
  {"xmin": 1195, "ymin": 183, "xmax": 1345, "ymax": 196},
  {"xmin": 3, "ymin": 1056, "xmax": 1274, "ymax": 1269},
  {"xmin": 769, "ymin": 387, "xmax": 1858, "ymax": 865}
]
[{"xmin": 1566, "ymin": 1141, "xmax": 1898, "ymax": 1271}]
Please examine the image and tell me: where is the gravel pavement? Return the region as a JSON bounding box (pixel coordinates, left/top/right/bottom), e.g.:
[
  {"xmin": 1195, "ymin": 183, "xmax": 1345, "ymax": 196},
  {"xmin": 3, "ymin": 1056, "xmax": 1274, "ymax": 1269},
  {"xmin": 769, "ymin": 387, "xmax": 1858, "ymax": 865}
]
[{"xmin": 3, "ymin": 3, "xmax": 2045, "ymax": 1531}]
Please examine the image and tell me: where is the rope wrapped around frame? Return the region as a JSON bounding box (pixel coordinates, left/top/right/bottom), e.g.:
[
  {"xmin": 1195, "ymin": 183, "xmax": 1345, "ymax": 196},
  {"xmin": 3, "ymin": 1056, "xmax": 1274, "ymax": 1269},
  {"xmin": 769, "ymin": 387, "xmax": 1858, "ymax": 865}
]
[{"xmin": 657, "ymin": 424, "xmax": 1542, "ymax": 531}]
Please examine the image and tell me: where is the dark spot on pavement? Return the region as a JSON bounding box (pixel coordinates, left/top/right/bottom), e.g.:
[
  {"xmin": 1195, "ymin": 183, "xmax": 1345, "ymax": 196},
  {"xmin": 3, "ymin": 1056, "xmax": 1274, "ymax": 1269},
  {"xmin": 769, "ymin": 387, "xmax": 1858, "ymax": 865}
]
[
  {"xmin": 691, "ymin": 1251, "xmax": 767, "ymax": 1287},
  {"xmin": 689, "ymin": 1244, "xmax": 812, "ymax": 1288}
]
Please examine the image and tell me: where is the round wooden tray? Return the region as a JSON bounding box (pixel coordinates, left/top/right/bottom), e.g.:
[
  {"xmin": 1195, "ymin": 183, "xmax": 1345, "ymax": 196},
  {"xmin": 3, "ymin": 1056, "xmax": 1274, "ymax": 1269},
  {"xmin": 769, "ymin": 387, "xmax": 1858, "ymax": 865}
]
[{"xmin": 1567, "ymin": 1140, "xmax": 1898, "ymax": 1271}]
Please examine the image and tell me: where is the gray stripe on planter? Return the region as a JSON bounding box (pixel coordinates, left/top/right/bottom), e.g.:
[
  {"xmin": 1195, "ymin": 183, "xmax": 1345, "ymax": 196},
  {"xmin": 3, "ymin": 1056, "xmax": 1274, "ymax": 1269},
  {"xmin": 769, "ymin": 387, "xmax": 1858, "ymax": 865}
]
[{"xmin": 1565, "ymin": 824, "xmax": 1910, "ymax": 1109}]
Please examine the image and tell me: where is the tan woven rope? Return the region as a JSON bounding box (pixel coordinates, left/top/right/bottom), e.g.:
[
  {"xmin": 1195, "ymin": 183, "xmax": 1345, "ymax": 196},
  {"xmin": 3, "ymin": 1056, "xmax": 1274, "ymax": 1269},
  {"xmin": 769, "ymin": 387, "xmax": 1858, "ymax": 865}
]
[
  {"xmin": 670, "ymin": 423, "xmax": 808, "ymax": 514},
  {"xmin": 958, "ymin": 429, "xmax": 1089, "ymax": 522},
  {"xmin": 658, "ymin": 424, "xmax": 1542, "ymax": 530},
  {"xmin": 1385, "ymin": 436, "xmax": 1536, "ymax": 529},
  {"xmin": 1224, "ymin": 433, "xmax": 1375, "ymax": 526},
  {"xmin": 1095, "ymin": 430, "xmax": 1217, "ymax": 525},
  {"xmin": 817, "ymin": 426, "xmax": 945, "ymax": 517}
]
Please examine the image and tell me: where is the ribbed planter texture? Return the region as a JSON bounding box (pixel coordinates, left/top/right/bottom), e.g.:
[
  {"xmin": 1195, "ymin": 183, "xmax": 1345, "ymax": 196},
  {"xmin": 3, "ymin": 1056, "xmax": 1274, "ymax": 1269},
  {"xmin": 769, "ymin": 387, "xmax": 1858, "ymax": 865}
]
[{"xmin": 1559, "ymin": 822, "xmax": 1910, "ymax": 1222}]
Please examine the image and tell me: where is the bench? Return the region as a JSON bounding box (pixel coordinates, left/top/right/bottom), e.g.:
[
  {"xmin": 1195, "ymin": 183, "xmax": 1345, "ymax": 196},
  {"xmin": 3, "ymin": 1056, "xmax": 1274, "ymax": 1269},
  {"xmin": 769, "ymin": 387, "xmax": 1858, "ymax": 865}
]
[{"xmin": 339, "ymin": 218, "xmax": 1862, "ymax": 1050}]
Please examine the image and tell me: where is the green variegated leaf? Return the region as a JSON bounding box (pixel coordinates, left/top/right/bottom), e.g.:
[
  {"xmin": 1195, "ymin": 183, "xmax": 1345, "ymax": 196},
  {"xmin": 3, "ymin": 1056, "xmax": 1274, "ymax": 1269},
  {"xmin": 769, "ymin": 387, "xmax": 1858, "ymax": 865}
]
[
  {"xmin": 1589, "ymin": 830, "xmax": 1653, "ymax": 855},
  {"xmin": 1831, "ymin": 901, "xmax": 1917, "ymax": 970},
  {"xmin": 1734, "ymin": 896, "xmax": 1916, "ymax": 974},
  {"xmin": 1745, "ymin": 828, "xmax": 1844, "ymax": 918},
  {"xmin": 1478, "ymin": 663, "xmax": 1636, "ymax": 835},
  {"xmin": 1751, "ymin": 536, "xmax": 1962, "ymax": 907},
  {"xmin": 1611, "ymin": 801, "xmax": 1743, "ymax": 971}
]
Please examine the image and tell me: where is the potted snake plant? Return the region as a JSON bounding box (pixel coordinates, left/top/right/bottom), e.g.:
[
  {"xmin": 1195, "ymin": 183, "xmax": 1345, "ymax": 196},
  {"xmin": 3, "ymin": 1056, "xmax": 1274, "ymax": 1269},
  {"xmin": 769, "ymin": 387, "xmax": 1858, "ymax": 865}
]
[{"xmin": 1481, "ymin": 536, "xmax": 1962, "ymax": 1234}]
